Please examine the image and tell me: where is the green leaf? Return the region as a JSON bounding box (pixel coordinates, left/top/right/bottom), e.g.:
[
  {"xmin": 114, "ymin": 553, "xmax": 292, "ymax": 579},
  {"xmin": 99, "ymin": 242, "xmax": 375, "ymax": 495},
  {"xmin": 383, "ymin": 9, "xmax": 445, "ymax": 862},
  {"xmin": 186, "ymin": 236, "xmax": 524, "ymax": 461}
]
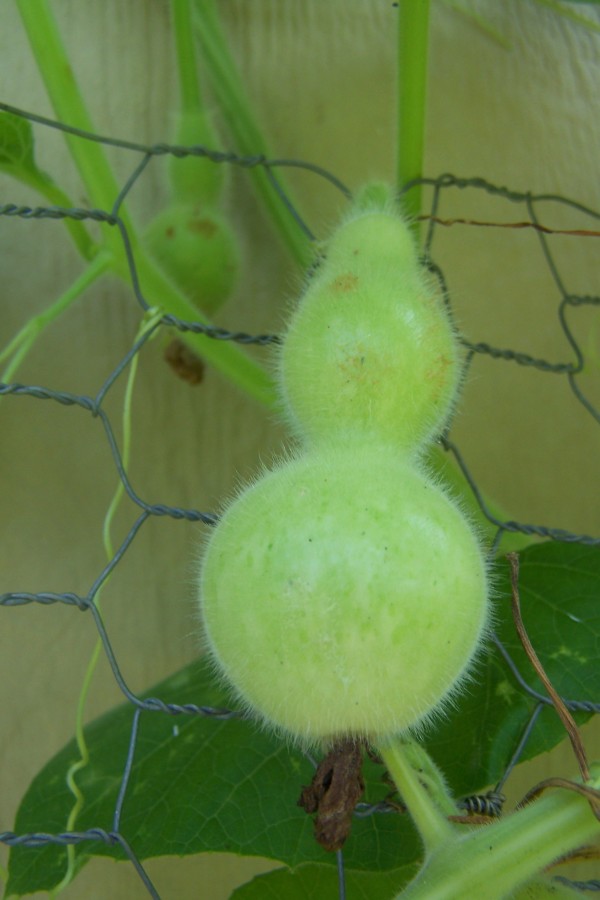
[
  {"xmin": 424, "ymin": 542, "xmax": 599, "ymax": 798},
  {"xmin": 0, "ymin": 108, "xmax": 97, "ymax": 258},
  {"xmin": 0, "ymin": 111, "xmax": 36, "ymax": 172},
  {"xmin": 0, "ymin": 106, "xmax": 70, "ymax": 207},
  {"xmin": 7, "ymin": 660, "xmax": 420, "ymax": 896},
  {"xmin": 8, "ymin": 542, "xmax": 597, "ymax": 896},
  {"xmin": 231, "ymin": 861, "xmax": 418, "ymax": 900}
]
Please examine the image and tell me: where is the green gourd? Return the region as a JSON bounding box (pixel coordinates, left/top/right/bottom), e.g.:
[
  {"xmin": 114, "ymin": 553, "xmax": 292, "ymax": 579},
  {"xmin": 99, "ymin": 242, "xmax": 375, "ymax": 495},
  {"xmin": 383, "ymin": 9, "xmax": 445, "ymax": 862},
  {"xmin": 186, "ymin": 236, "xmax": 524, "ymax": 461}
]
[
  {"xmin": 278, "ymin": 185, "xmax": 461, "ymax": 454},
  {"xmin": 144, "ymin": 201, "xmax": 238, "ymax": 317},
  {"xmin": 200, "ymin": 442, "xmax": 488, "ymax": 744},
  {"xmin": 144, "ymin": 109, "xmax": 239, "ymax": 317},
  {"xmin": 198, "ymin": 183, "xmax": 489, "ymax": 747}
]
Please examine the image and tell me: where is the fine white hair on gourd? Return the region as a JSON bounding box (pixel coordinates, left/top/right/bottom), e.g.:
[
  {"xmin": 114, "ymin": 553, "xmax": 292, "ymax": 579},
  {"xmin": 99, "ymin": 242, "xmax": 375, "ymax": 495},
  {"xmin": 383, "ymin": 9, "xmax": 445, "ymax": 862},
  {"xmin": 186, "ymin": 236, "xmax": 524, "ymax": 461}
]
[
  {"xmin": 276, "ymin": 184, "xmax": 462, "ymax": 455},
  {"xmin": 197, "ymin": 182, "xmax": 490, "ymax": 748}
]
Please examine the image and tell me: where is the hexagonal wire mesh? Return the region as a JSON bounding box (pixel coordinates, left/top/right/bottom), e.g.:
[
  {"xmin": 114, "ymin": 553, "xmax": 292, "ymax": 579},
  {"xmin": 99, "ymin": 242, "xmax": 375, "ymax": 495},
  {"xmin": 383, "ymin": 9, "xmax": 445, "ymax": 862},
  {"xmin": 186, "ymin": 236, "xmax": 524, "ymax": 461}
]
[{"xmin": 1, "ymin": 104, "xmax": 599, "ymax": 898}]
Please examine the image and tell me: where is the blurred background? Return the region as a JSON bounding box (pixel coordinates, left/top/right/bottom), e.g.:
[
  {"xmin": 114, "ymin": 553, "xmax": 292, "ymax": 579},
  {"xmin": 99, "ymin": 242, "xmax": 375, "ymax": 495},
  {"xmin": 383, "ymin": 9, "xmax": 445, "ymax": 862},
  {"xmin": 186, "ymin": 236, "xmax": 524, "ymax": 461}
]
[{"xmin": 1, "ymin": 1, "xmax": 599, "ymax": 896}]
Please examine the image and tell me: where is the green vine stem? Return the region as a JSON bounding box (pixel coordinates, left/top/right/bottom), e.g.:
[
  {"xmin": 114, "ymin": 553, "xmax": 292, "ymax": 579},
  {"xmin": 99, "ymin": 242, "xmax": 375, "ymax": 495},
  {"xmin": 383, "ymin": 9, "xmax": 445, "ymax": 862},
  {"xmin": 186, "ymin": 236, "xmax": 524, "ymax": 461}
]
[
  {"xmin": 0, "ymin": 252, "xmax": 110, "ymax": 383},
  {"xmin": 49, "ymin": 634, "xmax": 103, "ymax": 897},
  {"xmin": 168, "ymin": 0, "xmax": 227, "ymax": 203},
  {"xmin": 172, "ymin": 0, "xmax": 203, "ymax": 112},
  {"xmin": 534, "ymin": 0, "xmax": 600, "ymax": 34},
  {"xmin": 13, "ymin": 0, "xmax": 532, "ymax": 517},
  {"xmin": 15, "ymin": 0, "xmax": 132, "ymax": 238},
  {"xmin": 396, "ymin": 0, "xmax": 431, "ymax": 226},
  {"xmin": 193, "ymin": 0, "xmax": 312, "ymax": 268},
  {"xmin": 399, "ymin": 778, "xmax": 600, "ymax": 899},
  {"xmin": 14, "ymin": 0, "xmax": 276, "ymax": 407},
  {"xmin": 439, "ymin": 1, "xmax": 512, "ymax": 50},
  {"xmin": 381, "ymin": 737, "xmax": 600, "ymax": 900},
  {"xmin": 7, "ymin": 0, "xmax": 526, "ymax": 524},
  {"xmin": 50, "ymin": 311, "xmax": 162, "ymax": 897},
  {"xmin": 12, "ymin": 0, "xmax": 530, "ymax": 531},
  {"xmin": 378, "ymin": 740, "xmax": 455, "ymax": 855}
]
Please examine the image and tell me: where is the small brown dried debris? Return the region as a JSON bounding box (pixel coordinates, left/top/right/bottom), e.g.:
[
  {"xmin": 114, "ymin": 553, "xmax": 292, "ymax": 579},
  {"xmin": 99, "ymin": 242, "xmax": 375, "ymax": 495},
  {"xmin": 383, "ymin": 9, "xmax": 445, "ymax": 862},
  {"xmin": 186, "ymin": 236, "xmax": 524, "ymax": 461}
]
[
  {"xmin": 164, "ymin": 338, "xmax": 205, "ymax": 385},
  {"xmin": 298, "ymin": 739, "xmax": 365, "ymax": 852}
]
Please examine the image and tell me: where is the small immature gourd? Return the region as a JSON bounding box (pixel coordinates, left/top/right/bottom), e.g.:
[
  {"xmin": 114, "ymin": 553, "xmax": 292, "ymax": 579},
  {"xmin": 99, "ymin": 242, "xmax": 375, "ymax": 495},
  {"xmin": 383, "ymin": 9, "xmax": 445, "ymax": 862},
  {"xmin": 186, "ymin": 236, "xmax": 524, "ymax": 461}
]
[
  {"xmin": 278, "ymin": 185, "xmax": 461, "ymax": 454},
  {"xmin": 144, "ymin": 201, "xmax": 238, "ymax": 317},
  {"xmin": 144, "ymin": 109, "xmax": 239, "ymax": 317},
  {"xmin": 199, "ymin": 184, "xmax": 489, "ymax": 746}
]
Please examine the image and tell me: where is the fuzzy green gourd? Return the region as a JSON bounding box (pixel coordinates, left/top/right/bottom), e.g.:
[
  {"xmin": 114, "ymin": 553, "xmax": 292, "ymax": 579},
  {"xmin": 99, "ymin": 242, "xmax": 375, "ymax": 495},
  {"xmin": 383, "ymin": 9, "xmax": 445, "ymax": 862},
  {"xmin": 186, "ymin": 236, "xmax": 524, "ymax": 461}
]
[
  {"xmin": 198, "ymin": 183, "xmax": 489, "ymax": 747},
  {"xmin": 201, "ymin": 442, "xmax": 488, "ymax": 743},
  {"xmin": 278, "ymin": 187, "xmax": 461, "ymax": 453},
  {"xmin": 144, "ymin": 201, "xmax": 238, "ymax": 316},
  {"xmin": 144, "ymin": 108, "xmax": 239, "ymax": 317}
]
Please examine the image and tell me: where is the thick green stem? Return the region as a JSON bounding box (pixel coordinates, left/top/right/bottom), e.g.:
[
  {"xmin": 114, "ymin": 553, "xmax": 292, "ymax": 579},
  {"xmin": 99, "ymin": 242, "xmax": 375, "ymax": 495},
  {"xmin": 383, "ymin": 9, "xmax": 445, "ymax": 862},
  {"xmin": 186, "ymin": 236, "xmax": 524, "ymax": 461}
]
[
  {"xmin": 194, "ymin": 0, "xmax": 312, "ymax": 268},
  {"xmin": 172, "ymin": 0, "xmax": 202, "ymax": 111},
  {"xmin": 15, "ymin": 0, "xmax": 132, "ymax": 242},
  {"xmin": 15, "ymin": 0, "xmax": 276, "ymax": 407},
  {"xmin": 381, "ymin": 741, "xmax": 600, "ymax": 899},
  {"xmin": 379, "ymin": 740, "xmax": 455, "ymax": 855},
  {"xmin": 396, "ymin": 0, "xmax": 431, "ymax": 225},
  {"xmin": 399, "ymin": 773, "xmax": 600, "ymax": 899},
  {"xmin": 168, "ymin": 0, "xmax": 226, "ymax": 202}
]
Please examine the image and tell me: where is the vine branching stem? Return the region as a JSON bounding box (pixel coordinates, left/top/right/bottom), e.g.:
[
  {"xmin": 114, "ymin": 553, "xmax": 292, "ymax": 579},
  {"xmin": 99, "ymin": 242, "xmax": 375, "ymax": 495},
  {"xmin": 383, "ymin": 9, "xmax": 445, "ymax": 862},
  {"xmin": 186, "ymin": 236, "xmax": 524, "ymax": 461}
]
[{"xmin": 396, "ymin": 0, "xmax": 431, "ymax": 229}]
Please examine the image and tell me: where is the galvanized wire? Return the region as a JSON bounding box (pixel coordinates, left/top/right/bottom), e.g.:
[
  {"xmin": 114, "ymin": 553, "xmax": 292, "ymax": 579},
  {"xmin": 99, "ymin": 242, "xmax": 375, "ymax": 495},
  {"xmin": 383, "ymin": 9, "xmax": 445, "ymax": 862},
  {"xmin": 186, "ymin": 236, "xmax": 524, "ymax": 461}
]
[{"xmin": 0, "ymin": 104, "xmax": 598, "ymax": 898}]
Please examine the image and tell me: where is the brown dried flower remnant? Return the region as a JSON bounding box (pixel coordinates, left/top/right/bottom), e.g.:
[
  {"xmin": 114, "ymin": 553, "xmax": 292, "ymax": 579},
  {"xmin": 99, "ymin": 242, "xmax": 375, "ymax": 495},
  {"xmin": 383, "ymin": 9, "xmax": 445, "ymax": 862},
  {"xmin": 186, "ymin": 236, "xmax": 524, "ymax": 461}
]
[{"xmin": 298, "ymin": 740, "xmax": 365, "ymax": 852}]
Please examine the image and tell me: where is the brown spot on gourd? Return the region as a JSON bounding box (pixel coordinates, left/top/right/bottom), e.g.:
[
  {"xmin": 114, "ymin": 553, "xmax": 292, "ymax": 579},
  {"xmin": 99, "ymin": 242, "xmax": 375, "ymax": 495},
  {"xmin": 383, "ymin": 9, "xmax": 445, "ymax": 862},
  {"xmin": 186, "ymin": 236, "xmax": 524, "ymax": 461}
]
[
  {"xmin": 426, "ymin": 353, "xmax": 453, "ymax": 376},
  {"xmin": 338, "ymin": 344, "xmax": 369, "ymax": 383},
  {"xmin": 425, "ymin": 354, "xmax": 454, "ymax": 402},
  {"xmin": 330, "ymin": 273, "xmax": 359, "ymax": 293},
  {"xmin": 188, "ymin": 218, "xmax": 218, "ymax": 238}
]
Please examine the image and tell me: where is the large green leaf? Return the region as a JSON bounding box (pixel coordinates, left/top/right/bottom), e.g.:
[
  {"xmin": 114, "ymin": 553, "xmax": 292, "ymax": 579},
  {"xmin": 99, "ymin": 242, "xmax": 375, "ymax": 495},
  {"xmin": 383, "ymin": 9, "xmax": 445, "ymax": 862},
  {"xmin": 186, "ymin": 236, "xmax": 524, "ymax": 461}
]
[
  {"xmin": 7, "ymin": 542, "xmax": 598, "ymax": 896},
  {"xmin": 231, "ymin": 861, "xmax": 419, "ymax": 900},
  {"xmin": 6, "ymin": 662, "xmax": 420, "ymax": 896},
  {"xmin": 425, "ymin": 542, "xmax": 599, "ymax": 798}
]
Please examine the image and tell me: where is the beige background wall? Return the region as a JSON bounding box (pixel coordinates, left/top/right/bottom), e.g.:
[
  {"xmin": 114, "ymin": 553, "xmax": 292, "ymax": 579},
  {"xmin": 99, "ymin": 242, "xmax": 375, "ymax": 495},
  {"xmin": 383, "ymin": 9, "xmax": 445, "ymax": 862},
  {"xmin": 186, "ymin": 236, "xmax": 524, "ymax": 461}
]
[{"xmin": 1, "ymin": 1, "xmax": 599, "ymax": 897}]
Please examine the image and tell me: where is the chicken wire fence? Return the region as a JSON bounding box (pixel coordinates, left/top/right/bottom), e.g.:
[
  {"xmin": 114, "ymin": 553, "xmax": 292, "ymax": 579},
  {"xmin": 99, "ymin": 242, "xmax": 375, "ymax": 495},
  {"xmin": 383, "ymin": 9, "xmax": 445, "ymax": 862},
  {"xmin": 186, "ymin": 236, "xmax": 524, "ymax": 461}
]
[{"xmin": 0, "ymin": 105, "xmax": 599, "ymax": 899}]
